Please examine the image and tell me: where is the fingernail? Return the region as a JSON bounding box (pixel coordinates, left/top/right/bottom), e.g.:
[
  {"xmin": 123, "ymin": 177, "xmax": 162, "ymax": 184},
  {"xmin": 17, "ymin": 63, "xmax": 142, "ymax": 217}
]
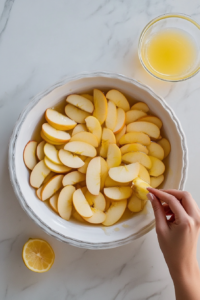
[{"xmin": 147, "ymin": 193, "xmax": 154, "ymax": 202}]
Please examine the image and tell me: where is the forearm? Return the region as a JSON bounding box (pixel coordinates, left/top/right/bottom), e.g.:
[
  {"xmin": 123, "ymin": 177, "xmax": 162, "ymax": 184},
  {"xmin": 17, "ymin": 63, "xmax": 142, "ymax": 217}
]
[{"xmin": 170, "ymin": 260, "xmax": 200, "ymax": 300}]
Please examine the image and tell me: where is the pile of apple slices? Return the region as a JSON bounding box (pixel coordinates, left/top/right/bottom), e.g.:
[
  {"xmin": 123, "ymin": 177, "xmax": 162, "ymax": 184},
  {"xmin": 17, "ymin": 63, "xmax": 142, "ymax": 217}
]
[{"xmin": 23, "ymin": 89, "xmax": 171, "ymax": 226}]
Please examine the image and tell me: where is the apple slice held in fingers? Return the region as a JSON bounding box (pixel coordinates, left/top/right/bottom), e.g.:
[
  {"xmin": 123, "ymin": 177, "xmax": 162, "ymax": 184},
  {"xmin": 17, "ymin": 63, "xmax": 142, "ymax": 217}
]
[
  {"xmin": 93, "ymin": 89, "xmax": 108, "ymax": 125},
  {"xmin": 122, "ymin": 152, "xmax": 152, "ymax": 169},
  {"xmin": 104, "ymin": 187, "xmax": 132, "ymax": 200},
  {"xmin": 63, "ymin": 171, "xmax": 85, "ymax": 186},
  {"xmin": 57, "ymin": 185, "xmax": 76, "ymax": 220},
  {"xmin": 109, "ymin": 162, "xmax": 140, "ymax": 183},
  {"xmin": 44, "ymin": 143, "xmax": 62, "ymax": 165},
  {"xmin": 86, "ymin": 156, "xmax": 101, "ymax": 195},
  {"xmin": 100, "ymin": 128, "xmax": 116, "ymax": 158},
  {"xmin": 65, "ymin": 104, "xmax": 90, "ymax": 124},
  {"xmin": 119, "ymin": 132, "xmax": 151, "ymax": 146},
  {"xmin": 107, "ymin": 144, "xmax": 121, "ymax": 169},
  {"xmin": 120, "ymin": 143, "xmax": 148, "ymax": 155},
  {"xmin": 73, "ymin": 189, "xmax": 93, "ymax": 218},
  {"xmin": 150, "ymin": 175, "xmax": 164, "ymax": 188},
  {"xmin": 138, "ymin": 164, "xmax": 150, "ymax": 184},
  {"xmin": 41, "ymin": 174, "xmax": 64, "ymax": 201},
  {"xmin": 113, "ymin": 108, "xmax": 126, "ymax": 134},
  {"xmin": 137, "ymin": 115, "xmax": 162, "ymax": 129},
  {"xmin": 85, "ymin": 116, "xmax": 102, "ymax": 145},
  {"xmin": 125, "ymin": 110, "xmax": 147, "ymax": 125},
  {"xmin": 64, "ymin": 141, "xmax": 96, "ymax": 157},
  {"xmin": 23, "ymin": 141, "xmax": 38, "ymax": 170},
  {"xmin": 149, "ymin": 156, "xmax": 165, "ymax": 176},
  {"xmin": 42, "ymin": 123, "xmax": 71, "ymax": 143},
  {"xmin": 44, "ymin": 156, "xmax": 71, "ymax": 173},
  {"xmin": 158, "ymin": 138, "xmax": 171, "ymax": 158},
  {"xmin": 128, "ymin": 194, "xmax": 146, "ymax": 213},
  {"xmin": 70, "ymin": 132, "xmax": 98, "ymax": 147},
  {"xmin": 102, "ymin": 199, "xmax": 127, "ymax": 226},
  {"xmin": 132, "ymin": 177, "xmax": 151, "ymax": 201},
  {"xmin": 127, "ymin": 122, "xmax": 160, "ymax": 139},
  {"xmin": 45, "ymin": 108, "xmax": 76, "ymax": 130},
  {"xmin": 147, "ymin": 142, "xmax": 164, "ymax": 160},
  {"xmin": 49, "ymin": 191, "xmax": 59, "ymax": 213},
  {"xmin": 83, "ymin": 208, "xmax": 106, "ymax": 224},
  {"xmin": 30, "ymin": 160, "xmax": 51, "ymax": 188},
  {"xmin": 106, "ymin": 90, "xmax": 130, "ymax": 112},
  {"xmin": 105, "ymin": 101, "xmax": 117, "ymax": 131},
  {"xmin": 85, "ymin": 191, "xmax": 106, "ymax": 211},
  {"xmin": 59, "ymin": 149, "xmax": 85, "ymax": 168},
  {"xmin": 72, "ymin": 124, "xmax": 88, "ymax": 136},
  {"xmin": 66, "ymin": 95, "xmax": 94, "ymax": 113},
  {"xmin": 131, "ymin": 102, "xmax": 149, "ymax": 113},
  {"xmin": 36, "ymin": 141, "xmax": 45, "ymax": 161}
]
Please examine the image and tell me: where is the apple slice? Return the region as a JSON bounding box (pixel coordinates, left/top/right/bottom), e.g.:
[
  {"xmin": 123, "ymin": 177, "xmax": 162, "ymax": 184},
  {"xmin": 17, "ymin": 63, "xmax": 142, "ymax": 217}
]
[
  {"xmin": 72, "ymin": 124, "xmax": 88, "ymax": 136},
  {"xmin": 102, "ymin": 200, "xmax": 127, "ymax": 226},
  {"xmin": 109, "ymin": 162, "xmax": 140, "ymax": 183},
  {"xmin": 137, "ymin": 115, "xmax": 162, "ymax": 129},
  {"xmin": 83, "ymin": 208, "xmax": 106, "ymax": 224},
  {"xmin": 138, "ymin": 164, "xmax": 150, "ymax": 184},
  {"xmin": 120, "ymin": 143, "xmax": 148, "ymax": 155},
  {"xmin": 30, "ymin": 160, "xmax": 51, "ymax": 188},
  {"xmin": 85, "ymin": 116, "xmax": 102, "ymax": 145},
  {"xmin": 149, "ymin": 156, "xmax": 165, "ymax": 176},
  {"xmin": 122, "ymin": 152, "xmax": 152, "ymax": 169},
  {"xmin": 57, "ymin": 185, "xmax": 76, "ymax": 220},
  {"xmin": 104, "ymin": 176, "xmax": 130, "ymax": 187},
  {"xmin": 72, "ymin": 208, "xmax": 85, "ymax": 223},
  {"xmin": 113, "ymin": 108, "xmax": 126, "ymax": 134},
  {"xmin": 132, "ymin": 177, "xmax": 151, "ymax": 200},
  {"xmin": 100, "ymin": 157, "xmax": 109, "ymax": 190},
  {"xmin": 115, "ymin": 125, "xmax": 126, "ymax": 146},
  {"xmin": 127, "ymin": 122, "xmax": 160, "ymax": 139},
  {"xmin": 85, "ymin": 191, "xmax": 106, "ymax": 211},
  {"xmin": 36, "ymin": 186, "xmax": 43, "ymax": 200},
  {"xmin": 64, "ymin": 141, "xmax": 96, "ymax": 157},
  {"xmin": 42, "ymin": 123, "xmax": 71, "ymax": 143},
  {"xmin": 119, "ymin": 132, "xmax": 151, "ymax": 146},
  {"xmin": 104, "ymin": 187, "xmax": 132, "ymax": 200},
  {"xmin": 147, "ymin": 142, "xmax": 164, "ymax": 160},
  {"xmin": 23, "ymin": 141, "xmax": 38, "ymax": 170},
  {"xmin": 107, "ymin": 144, "xmax": 121, "ymax": 169},
  {"xmin": 105, "ymin": 196, "xmax": 111, "ymax": 211},
  {"xmin": 80, "ymin": 93, "xmax": 94, "ymax": 102},
  {"xmin": 41, "ymin": 174, "xmax": 64, "ymax": 201},
  {"xmin": 44, "ymin": 143, "xmax": 62, "ymax": 165},
  {"xmin": 93, "ymin": 89, "xmax": 107, "ymax": 125},
  {"xmin": 36, "ymin": 172, "xmax": 55, "ymax": 200},
  {"xmin": 150, "ymin": 175, "xmax": 164, "ymax": 188},
  {"xmin": 78, "ymin": 157, "xmax": 92, "ymax": 174},
  {"xmin": 86, "ymin": 156, "xmax": 101, "ymax": 195},
  {"xmin": 158, "ymin": 138, "xmax": 171, "ymax": 158},
  {"xmin": 105, "ymin": 101, "xmax": 117, "ymax": 130},
  {"xmin": 106, "ymin": 90, "xmax": 130, "ymax": 112},
  {"xmin": 125, "ymin": 110, "xmax": 147, "ymax": 125},
  {"xmin": 44, "ymin": 156, "xmax": 71, "ymax": 173},
  {"xmin": 36, "ymin": 141, "xmax": 45, "ymax": 161},
  {"xmin": 45, "ymin": 108, "xmax": 76, "ymax": 130},
  {"xmin": 100, "ymin": 128, "xmax": 116, "ymax": 158},
  {"xmin": 70, "ymin": 132, "xmax": 98, "ymax": 147},
  {"xmin": 66, "ymin": 94, "xmax": 94, "ymax": 113},
  {"xmin": 128, "ymin": 194, "xmax": 146, "ymax": 212},
  {"xmin": 58, "ymin": 149, "xmax": 85, "ymax": 168},
  {"xmin": 40, "ymin": 131, "xmax": 64, "ymax": 145},
  {"xmin": 65, "ymin": 104, "xmax": 90, "ymax": 123},
  {"xmin": 73, "ymin": 189, "xmax": 93, "ymax": 218},
  {"xmin": 49, "ymin": 191, "xmax": 59, "ymax": 213},
  {"xmin": 63, "ymin": 171, "xmax": 85, "ymax": 186},
  {"xmin": 131, "ymin": 102, "xmax": 149, "ymax": 112}
]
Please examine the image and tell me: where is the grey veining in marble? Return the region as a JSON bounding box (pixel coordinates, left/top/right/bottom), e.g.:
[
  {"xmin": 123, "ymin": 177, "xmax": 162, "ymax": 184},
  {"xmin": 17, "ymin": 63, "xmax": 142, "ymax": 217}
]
[{"xmin": 1, "ymin": 0, "xmax": 200, "ymax": 299}]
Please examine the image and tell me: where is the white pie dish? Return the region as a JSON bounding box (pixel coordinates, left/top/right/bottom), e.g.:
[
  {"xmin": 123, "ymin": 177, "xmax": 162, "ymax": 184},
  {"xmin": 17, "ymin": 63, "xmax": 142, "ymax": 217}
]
[{"xmin": 9, "ymin": 72, "xmax": 188, "ymax": 249}]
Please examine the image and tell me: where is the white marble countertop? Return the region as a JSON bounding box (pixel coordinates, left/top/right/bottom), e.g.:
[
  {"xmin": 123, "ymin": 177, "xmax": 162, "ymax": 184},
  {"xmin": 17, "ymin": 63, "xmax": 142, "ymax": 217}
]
[{"xmin": 1, "ymin": 0, "xmax": 200, "ymax": 299}]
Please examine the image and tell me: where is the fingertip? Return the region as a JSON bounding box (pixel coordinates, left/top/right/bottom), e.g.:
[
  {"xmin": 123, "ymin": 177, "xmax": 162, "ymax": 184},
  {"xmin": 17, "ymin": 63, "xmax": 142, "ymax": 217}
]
[{"xmin": 147, "ymin": 193, "xmax": 155, "ymax": 202}]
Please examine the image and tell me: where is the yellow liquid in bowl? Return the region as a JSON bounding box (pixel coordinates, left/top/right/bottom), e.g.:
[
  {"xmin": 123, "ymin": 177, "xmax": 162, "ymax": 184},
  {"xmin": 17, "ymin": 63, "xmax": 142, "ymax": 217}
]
[{"xmin": 142, "ymin": 28, "xmax": 198, "ymax": 80}]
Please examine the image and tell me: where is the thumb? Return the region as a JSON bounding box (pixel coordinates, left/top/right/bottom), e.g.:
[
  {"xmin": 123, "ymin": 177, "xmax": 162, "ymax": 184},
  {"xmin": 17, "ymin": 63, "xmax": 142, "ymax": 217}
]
[{"xmin": 147, "ymin": 193, "xmax": 168, "ymax": 234}]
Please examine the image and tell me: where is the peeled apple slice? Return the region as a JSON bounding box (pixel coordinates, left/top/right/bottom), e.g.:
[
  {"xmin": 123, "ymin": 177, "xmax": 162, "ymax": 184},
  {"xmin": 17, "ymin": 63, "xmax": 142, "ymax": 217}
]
[
  {"xmin": 73, "ymin": 189, "xmax": 93, "ymax": 218},
  {"xmin": 66, "ymin": 94, "xmax": 94, "ymax": 113},
  {"xmin": 41, "ymin": 174, "xmax": 64, "ymax": 201},
  {"xmin": 102, "ymin": 200, "xmax": 127, "ymax": 226},
  {"xmin": 109, "ymin": 162, "xmax": 140, "ymax": 183},
  {"xmin": 30, "ymin": 160, "xmax": 51, "ymax": 188},
  {"xmin": 132, "ymin": 177, "xmax": 151, "ymax": 201},
  {"xmin": 57, "ymin": 185, "xmax": 76, "ymax": 220}
]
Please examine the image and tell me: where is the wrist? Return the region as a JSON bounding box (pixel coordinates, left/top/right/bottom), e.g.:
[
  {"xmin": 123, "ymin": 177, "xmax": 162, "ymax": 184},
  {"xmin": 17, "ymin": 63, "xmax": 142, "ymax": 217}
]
[{"xmin": 170, "ymin": 259, "xmax": 200, "ymax": 284}]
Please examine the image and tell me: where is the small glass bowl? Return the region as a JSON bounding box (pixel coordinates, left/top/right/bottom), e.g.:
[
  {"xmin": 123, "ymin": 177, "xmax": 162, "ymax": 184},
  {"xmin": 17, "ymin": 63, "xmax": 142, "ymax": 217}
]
[{"xmin": 138, "ymin": 14, "xmax": 200, "ymax": 82}]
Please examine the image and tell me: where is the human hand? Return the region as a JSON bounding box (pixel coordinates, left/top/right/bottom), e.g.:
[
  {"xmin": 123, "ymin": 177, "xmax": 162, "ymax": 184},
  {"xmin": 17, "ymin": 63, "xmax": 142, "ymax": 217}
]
[{"xmin": 147, "ymin": 188, "xmax": 200, "ymax": 279}]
